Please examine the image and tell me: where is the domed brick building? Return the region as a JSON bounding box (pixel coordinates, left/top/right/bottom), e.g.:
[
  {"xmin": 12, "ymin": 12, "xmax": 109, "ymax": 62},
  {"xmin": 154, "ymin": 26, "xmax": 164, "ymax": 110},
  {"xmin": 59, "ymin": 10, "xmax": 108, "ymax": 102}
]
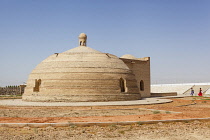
[{"xmin": 22, "ymin": 33, "xmax": 150, "ymax": 102}]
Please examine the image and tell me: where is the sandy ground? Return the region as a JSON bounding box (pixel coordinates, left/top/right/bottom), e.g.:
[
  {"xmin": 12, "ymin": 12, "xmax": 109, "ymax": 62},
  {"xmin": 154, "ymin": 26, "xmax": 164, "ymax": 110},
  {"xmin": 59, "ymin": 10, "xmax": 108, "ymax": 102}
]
[
  {"xmin": 0, "ymin": 96, "xmax": 210, "ymax": 139},
  {"xmin": 0, "ymin": 121, "xmax": 209, "ymax": 140},
  {"xmin": 0, "ymin": 96, "xmax": 209, "ymax": 123},
  {"xmin": 0, "ymin": 107, "xmax": 167, "ymax": 117}
]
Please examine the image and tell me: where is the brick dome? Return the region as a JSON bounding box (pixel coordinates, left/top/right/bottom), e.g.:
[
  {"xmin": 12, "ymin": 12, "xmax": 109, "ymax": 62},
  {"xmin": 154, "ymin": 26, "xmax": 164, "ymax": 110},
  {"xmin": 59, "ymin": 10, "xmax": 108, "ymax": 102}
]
[
  {"xmin": 22, "ymin": 34, "xmax": 141, "ymax": 102},
  {"xmin": 120, "ymin": 54, "xmax": 137, "ymax": 59}
]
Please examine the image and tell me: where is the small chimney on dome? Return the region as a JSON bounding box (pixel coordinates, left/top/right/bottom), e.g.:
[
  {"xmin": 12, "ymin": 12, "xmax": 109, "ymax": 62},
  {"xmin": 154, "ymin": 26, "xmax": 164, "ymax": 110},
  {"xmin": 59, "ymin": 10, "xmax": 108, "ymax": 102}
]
[{"xmin": 79, "ymin": 33, "xmax": 87, "ymax": 46}]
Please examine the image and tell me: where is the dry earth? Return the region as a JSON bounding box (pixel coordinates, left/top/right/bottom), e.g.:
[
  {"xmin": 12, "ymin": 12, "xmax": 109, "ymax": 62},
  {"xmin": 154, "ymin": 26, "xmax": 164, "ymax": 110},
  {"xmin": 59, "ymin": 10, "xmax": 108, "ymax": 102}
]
[
  {"xmin": 0, "ymin": 96, "xmax": 209, "ymax": 123},
  {"xmin": 0, "ymin": 107, "xmax": 169, "ymax": 118},
  {"xmin": 0, "ymin": 96, "xmax": 210, "ymax": 139},
  {"xmin": 0, "ymin": 121, "xmax": 209, "ymax": 140}
]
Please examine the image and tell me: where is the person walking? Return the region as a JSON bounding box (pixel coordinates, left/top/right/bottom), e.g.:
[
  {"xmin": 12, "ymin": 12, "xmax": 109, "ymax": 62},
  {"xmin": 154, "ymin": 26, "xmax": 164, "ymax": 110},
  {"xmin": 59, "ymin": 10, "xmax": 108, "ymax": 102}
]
[
  {"xmin": 190, "ymin": 88, "xmax": 194, "ymax": 96},
  {"xmin": 198, "ymin": 88, "xmax": 203, "ymax": 96}
]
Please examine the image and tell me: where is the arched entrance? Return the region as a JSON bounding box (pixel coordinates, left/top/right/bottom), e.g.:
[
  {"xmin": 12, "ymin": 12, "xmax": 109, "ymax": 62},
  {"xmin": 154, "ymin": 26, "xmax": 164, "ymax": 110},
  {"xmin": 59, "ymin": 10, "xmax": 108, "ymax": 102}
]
[
  {"xmin": 140, "ymin": 80, "xmax": 144, "ymax": 91},
  {"xmin": 33, "ymin": 79, "xmax": 41, "ymax": 92},
  {"xmin": 120, "ymin": 78, "xmax": 125, "ymax": 92}
]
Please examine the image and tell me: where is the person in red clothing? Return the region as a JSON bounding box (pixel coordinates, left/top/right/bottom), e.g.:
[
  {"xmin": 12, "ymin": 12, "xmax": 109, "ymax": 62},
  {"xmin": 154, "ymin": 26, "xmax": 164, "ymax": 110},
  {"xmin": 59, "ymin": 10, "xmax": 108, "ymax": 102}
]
[{"xmin": 198, "ymin": 88, "xmax": 203, "ymax": 96}]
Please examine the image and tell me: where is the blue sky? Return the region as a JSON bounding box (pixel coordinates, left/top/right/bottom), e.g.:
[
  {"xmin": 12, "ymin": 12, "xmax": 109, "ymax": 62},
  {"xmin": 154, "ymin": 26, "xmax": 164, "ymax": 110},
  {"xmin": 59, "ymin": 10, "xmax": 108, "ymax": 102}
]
[{"xmin": 0, "ymin": 0, "xmax": 210, "ymax": 86}]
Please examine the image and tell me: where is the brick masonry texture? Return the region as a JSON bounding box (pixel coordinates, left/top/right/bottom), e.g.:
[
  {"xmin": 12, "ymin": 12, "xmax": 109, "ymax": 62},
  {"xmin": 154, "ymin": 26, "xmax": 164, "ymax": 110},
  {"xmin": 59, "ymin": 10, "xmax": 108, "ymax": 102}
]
[{"xmin": 23, "ymin": 33, "xmax": 150, "ymax": 102}]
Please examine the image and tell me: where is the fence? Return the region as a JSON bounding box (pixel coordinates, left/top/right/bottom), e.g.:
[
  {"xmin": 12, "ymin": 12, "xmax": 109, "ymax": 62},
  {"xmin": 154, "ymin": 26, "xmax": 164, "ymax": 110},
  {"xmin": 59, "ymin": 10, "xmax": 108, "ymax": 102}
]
[{"xmin": 0, "ymin": 85, "xmax": 26, "ymax": 95}]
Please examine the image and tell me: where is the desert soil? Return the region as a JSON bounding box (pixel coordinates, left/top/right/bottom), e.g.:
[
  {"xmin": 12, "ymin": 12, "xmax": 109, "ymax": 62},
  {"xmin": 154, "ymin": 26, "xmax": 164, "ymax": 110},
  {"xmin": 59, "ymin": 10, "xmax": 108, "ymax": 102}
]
[
  {"xmin": 0, "ymin": 96, "xmax": 209, "ymax": 123},
  {"xmin": 0, "ymin": 96, "xmax": 209, "ymax": 139},
  {"xmin": 0, "ymin": 121, "xmax": 209, "ymax": 140}
]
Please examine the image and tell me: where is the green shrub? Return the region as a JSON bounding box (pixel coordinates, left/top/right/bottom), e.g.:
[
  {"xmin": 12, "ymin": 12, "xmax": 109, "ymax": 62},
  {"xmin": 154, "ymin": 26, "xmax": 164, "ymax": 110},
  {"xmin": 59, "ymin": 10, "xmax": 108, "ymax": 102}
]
[{"xmin": 153, "ymin": 110, "xmax": 160, "ymax": 114}]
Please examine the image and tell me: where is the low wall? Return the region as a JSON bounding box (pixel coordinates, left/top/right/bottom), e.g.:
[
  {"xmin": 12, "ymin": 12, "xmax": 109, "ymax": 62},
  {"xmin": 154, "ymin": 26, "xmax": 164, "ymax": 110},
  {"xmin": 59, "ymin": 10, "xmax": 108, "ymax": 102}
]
[
  {"xmin": 151, "ymin": 92, "xmax": 177, "ymax": 97},
  {"xmin": 0, "ymin": 85, "xmax": 26, "ymax": 95}
]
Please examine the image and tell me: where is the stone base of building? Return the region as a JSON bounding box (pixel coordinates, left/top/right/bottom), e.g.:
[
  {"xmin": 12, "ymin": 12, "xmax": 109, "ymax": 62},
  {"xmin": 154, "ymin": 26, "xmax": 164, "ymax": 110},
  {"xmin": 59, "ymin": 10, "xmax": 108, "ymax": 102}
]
[{"xmin": 22, "ymin": 93, "xmax": 141, "ymax": 102}]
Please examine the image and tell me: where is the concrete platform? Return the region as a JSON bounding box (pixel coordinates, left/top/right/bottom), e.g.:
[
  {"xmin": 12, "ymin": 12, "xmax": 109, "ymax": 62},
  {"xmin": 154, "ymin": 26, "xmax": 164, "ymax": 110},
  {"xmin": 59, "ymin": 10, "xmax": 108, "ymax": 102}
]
[
  {"xmin": 0, "ymin": 98, "xmax": 172, "ymax": 106},
  {"xmin": 151, "ymin": 94, "xmax": 189, "ymax": 99}
]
